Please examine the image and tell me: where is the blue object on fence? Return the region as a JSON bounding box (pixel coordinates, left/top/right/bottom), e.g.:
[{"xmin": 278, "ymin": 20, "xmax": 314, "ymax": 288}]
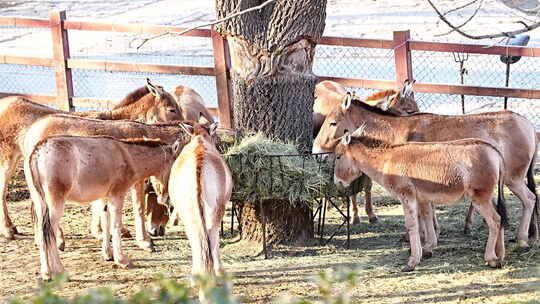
[{"xmin": 500, "ymin": 35, "xmax": 530, "ymax": 64}]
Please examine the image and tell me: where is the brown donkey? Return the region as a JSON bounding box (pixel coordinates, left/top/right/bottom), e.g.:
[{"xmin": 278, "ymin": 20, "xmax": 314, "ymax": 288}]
[
  {"xmin": 314, "ymin": 80, "xmax": 419, "ymax": 224},
  {"xmin": 168, "ymin": 122, "xmax": 232, "ymax": 301},
  {"xmin": 23, "ymin": 114, "xmax": 188, "ymax": 250},
  {"xmin": 172, "ymin": 85, "xmax": 215, "ymax": 123},
  {"xmin": 25, "ymin": 135, "xmax": 182, "ymax": 280},
  {"xmin": 314, "ymin": 97, "xmax": 537, "ymax": 248},
  {"xmin": 0, "ymin": 79, "xmax": 182, "ymax": 240},
  {"xmin": 334, "ymin": 127, "xmax": 508, "ymax": 272}
]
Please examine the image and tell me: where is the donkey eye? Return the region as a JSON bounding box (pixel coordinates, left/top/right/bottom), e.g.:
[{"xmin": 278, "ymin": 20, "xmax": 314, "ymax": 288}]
[
  {"xmin": 330, "ymin": 122, "xmax": 337, "ymax": 127},
  {"xmin": 169, "ymin": 109, "xmax": 176, "ymax": 113}
]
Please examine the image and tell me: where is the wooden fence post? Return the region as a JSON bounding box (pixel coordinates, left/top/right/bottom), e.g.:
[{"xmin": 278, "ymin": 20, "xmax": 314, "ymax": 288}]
[
  {"xmin": 393, "ymin": 30, "xmax": 413, "ymax": 85},
  {"xmin": 50, "ymin": 10, "xmax": 74, "ymax": 111},
  {"xmin": 211, "ymin": 26, "xmax": 233, "ymax": 129}
]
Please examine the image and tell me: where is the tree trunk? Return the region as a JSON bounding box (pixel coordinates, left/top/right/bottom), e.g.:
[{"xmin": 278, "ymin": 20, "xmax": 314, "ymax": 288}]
[{"xmin": 216, "ymin": 0, "xmax": 326, "ymax": 244}]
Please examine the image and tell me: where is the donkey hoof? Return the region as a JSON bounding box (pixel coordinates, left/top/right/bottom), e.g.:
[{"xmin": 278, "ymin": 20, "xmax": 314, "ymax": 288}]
[
  {"xmin": 121, "ymin": 227, "xmax": 132, "ymax": 238},
  {"xmin": 351, "ymin": 216, "xmax": 361, "ymax": 225},
  {"xmin": 148, "ymin": 228, "xmax": 159, "ymax": 237},
  {"xmin": 116, "ymin": 259, "xmax": 134, "ymax": 269},
  {"xmin": 0, "ymin": 232, "xmax": 15, "ymax": 241},
  {"xmin": 401, "ymin": 265, "xmax": 416, "ymax": 272},
  {"xmin": 486, "ymin": 260, "xmax": 503, "ymax": 268},
  {"xmin": 517, "ymin": 240, "xmax": 530, "ymax": 250},
  {"xmin": 9, "ymin": 226, "xmax": 19, "ymax": 235},
  {"xmin": 158, "ymin": 226, "xmax": 166, "ymax": 237},
  {"xmin": 137, "ymin": 240, "xmax": 155, "ymax": 252},
  {"xmin": 422, "ymin": 251, "xmax": 433, "ymax": 259},
  {"xmin": 368, "ymin": 216, "xmax": 379, "ymax": 224},
  {"xmin": 58, "ymin": 242, "xmax": 65, "ymax": 252}
]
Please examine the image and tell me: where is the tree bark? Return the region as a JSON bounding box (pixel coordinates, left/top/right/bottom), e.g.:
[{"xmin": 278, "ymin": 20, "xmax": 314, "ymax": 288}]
[{"xmin": 216, "ymin": 0, "xmax": 326, "ymax": 244}]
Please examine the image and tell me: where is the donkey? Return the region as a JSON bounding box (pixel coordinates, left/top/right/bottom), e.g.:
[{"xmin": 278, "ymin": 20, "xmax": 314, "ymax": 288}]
[
  {"xmin": 334, "ymin": 126, "xmax": 507, "ymax": 272},
  {"xmin": 314, "ymin": 80, "xmax": 419, "ymax": 224},
  {"xmin": 168, "ymin": 122, "xmax": 232, "ymax": 301},
  {"xmin": 23, "ymin": 114, "xmax": 188, "ymax": 250},
  {"xmin": 172, "ymin": 85, "xmax": 215, "ymax": 124},
  {"xmin": 0, "ymin": 79, "xmax": 181, "ymax": 240},
  {"xmin": 314, "ymin": 96, "xmax": 538, "ymax": 248},
  {"xmin": 25, "ymin": 135, "xmax": 182, "ymax": 280}
]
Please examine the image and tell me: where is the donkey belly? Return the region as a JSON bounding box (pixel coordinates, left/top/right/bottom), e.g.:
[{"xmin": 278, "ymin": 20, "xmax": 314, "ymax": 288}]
[{"xmin": 414, "ymin": 181, "xmax": 465, "ymax": 205}]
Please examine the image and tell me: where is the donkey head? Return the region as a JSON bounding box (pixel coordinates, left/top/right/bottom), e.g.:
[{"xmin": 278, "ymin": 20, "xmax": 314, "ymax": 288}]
[
  {"xmin": 313, "ymin": 92, "xmax": 356, "ymax": 154},
  {"xmin": 145, "ymin": 78, "xmax": 183, "ymax": 123},
  {"xmin": 150, "ymin": 138, "xmax": 184, "ymax": 206},
  {"xmin": 333, "ymin": 123, "xmax": 367, "ymax": 186}
]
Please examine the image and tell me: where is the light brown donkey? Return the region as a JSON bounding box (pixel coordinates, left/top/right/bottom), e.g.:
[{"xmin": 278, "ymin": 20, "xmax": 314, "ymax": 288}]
[
  {"xmin": 0, "ymin": 79, "xmax": 181, "ymax": 240},
  {"xmin": 25, "ymin": 135, "xmax": 183, "ymax": 280},
  {"xmin": 168, "ymin": 122, "xmax": 232, "ymax": 301},
  {"xmin": 313, "ymin": 80, "xmax": 419, "ymax": 224},
  {"xmin": 172, "ymin": 85, "xmax": 215, "ymax": 123},
  {"xmin": 23, "ymin": 114, "xmax": 188, "ymax": 250},
  {"xmin": 334, "ymin": 126, "xmax": 508, "ymax": 272},
  {"xmin": 314, "ymin": 97, "xmax": 537, "ymax": 248}
]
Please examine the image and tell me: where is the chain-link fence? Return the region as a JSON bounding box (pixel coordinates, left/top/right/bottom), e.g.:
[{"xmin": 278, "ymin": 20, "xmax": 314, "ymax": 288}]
[{"xmin": 1, "ymin": 20, "xmax": 540, "ymax": 128}]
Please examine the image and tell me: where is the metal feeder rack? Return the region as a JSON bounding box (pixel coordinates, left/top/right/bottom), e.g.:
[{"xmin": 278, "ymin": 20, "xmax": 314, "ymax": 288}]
[{"xmin": 225, "ymin": 152, "xmax": 359, "ymax": 259}]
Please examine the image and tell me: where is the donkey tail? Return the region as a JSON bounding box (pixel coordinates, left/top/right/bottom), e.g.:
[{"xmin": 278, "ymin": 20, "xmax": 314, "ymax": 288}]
[
  {"xmin": 25, "ymin": 142, "xmax": 56, "ymax": 275},
  {"xmin": 527, "ymin": 140, "xmax": 539, "ymax": 237},
  {"xmin": 496, "ymin": 156, "xmax": 508, "ymax": 229},
  {"xmin": 193, "ymin": 156, "xmax": 214, "ymax": 276}
]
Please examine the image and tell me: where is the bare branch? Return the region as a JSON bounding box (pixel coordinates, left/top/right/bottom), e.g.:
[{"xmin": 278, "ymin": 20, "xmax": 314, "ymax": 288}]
[
  {"xmin": 427, "ymin": 0, "xmax": 540, "ymax": 40},
  {"xmin": 441, "ymin": 0, "xmax": 480, "ymax": 17},
  {"xmin": 435, "ymin": 0, "xmax": 484, "ymax": 37},
  {"xmin": 132, "ymin": 0, "xmax": 276, "ymax": 50}
]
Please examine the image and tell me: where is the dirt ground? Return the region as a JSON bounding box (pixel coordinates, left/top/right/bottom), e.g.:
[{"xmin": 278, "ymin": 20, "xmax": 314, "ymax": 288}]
[{"xmin": 1, "ymin": 166, "xmax": 539, "ymax": 303}]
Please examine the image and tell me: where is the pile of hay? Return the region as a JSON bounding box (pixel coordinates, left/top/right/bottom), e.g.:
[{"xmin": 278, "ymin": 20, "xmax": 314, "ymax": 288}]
[{"xmin": 223, "ymin": 133, "xmax": 353, "ymax": 205}]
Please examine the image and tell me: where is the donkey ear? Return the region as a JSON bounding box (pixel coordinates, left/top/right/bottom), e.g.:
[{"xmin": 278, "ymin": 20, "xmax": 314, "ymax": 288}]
[
  {"xmin": 198, "ymin": 112, "xmax": 210, "ymax": 124},
  {"xmin": 341, "ymin": 92, "xmax": 352, "ymax": 111},
  {"xmin": 179, "ymin": 122, "xmax": 194, "ymax": 136},
  {"xmin": 341, "ymin": 132, "xmax": 352, "ymax": 146},
  {"xmin": 209, "ymin": 122, "xmax": 218, "ymax": 136},
  {"xmin": 146, "ymin": 78, "xmax": 162, "ymax": 98}
]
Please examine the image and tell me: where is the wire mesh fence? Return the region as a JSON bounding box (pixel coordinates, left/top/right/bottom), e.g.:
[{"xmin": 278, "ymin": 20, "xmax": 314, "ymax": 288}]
[
  {"xmin": 1, "ymin": 21, "xmax": 540, "ymax": 128},
  {"xmin": 0, "ymin": 25, "xmax": 52, "ymax": 57},
  {"xmin": 314, "ymin": 45, "xmax": 394, "ymax": 80},
  {"xmin": 412, "ymin": 50, "xmax": 540, "ymax": 127},
  {"xmin": 72, "ymin": 69, "xmax": 217, "ymax": 111}
]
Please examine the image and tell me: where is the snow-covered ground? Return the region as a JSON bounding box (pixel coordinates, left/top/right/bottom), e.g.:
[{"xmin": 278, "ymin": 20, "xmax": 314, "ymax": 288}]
[{"xmin": 0, "ymin": 0, "xmax": 539, "ymax": 125}]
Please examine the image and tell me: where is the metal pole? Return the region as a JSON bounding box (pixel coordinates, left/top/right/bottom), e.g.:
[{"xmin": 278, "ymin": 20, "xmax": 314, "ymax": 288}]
[{"xmin": 504, "ymin": 61, "xmax": 511, "ymax": 109}]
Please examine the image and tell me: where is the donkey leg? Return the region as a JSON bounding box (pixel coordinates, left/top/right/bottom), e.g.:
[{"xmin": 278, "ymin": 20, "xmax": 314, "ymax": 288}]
[
  {"xmin": 495, "ymin": 227, "xmax": 506, "ymax": 266},
  {"xmin": 131, "ymin": 182, "xmax": 153, "ymax": 252},
  {"xmin": 99, "ymin": 201, "xmax": 113, "ymax": 261},
  {"xmin": 209, "ymin": 226, "xmax": 223, "ymax": 276},
  {"xmin": 349, "ymin": 195, "xmax": 360, "ymax": 224},
  {"xmin": 419, "ymin": 203, "xmax": 437, "ymax": 258},
  {"xmin": 473, "ymin": 198, "xmax": 502, "ymax": 268},
  {"xmin": 463, "ymin": 203, "xmax": 475, "ymax": 235},
  {"xmin": 0, "ymin": 156, "xmax": 19, "ymax": 239},
  {"xmin": 401, "ymin": 196, "xmax": 422, "ymax": 272},
  {"xmin": 363, "ymin": 178, "xmax": 378, "ymax": 223},
  {"xmin": 506, "ymin": 181, "xmax": 536, "ymax": 248},
  {"xmin": 89, "ymin": 201, "xmax": 104, "ymax": 240},
  {"xmin": 110, "ymin": 196, "xmax": 132, "ymax": 268},
  {"xmin": 48, "ymin": 200, "xmax": 65, "ymax": 275}
]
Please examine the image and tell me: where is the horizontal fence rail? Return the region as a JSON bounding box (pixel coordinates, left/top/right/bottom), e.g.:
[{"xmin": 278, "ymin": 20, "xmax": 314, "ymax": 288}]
[{"xmin": 1, "ymin": 11, "xmax": 540, "ymax": 129}]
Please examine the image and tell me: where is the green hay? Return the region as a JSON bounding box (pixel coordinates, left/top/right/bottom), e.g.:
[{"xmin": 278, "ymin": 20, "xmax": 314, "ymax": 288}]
[{"xmin": 223, "ymin": 133, "xmax": 356, "ymax": 205}]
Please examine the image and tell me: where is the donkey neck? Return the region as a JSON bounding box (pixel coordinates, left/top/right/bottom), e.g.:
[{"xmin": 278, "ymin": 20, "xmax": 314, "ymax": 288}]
[
  {"xmin": 347, "ymin": 143, "xmax": 390, "ymax": 184},
  {"xmin": 109, "ymin": 102, "xmax": 150, "ymax": 121},
  {"xmin": 351, "ymin": 105, "xmax": 414, "ymax": 143}
]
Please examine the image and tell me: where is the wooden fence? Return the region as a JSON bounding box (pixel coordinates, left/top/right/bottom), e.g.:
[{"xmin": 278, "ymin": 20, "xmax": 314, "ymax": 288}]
[{"xmin": 2, "ymin": 10, "xmax": 540, "ymax": 129}]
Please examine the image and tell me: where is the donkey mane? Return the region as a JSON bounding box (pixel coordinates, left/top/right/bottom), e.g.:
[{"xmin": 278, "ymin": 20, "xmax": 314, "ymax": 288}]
[
  {"xmin": 364, "ymin": 89, "xmax": 396, "ymax": 101},
  {"xmin": 118, "ymin": 137, "xmax": 168, "ymax": 147},
  {"xmin": 351, "ymin": 135, "xmax": 500, "ymax": 152},
  {"xmin": 113, "ymin": 86, "xmax": 151, "ymax": 109}
]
